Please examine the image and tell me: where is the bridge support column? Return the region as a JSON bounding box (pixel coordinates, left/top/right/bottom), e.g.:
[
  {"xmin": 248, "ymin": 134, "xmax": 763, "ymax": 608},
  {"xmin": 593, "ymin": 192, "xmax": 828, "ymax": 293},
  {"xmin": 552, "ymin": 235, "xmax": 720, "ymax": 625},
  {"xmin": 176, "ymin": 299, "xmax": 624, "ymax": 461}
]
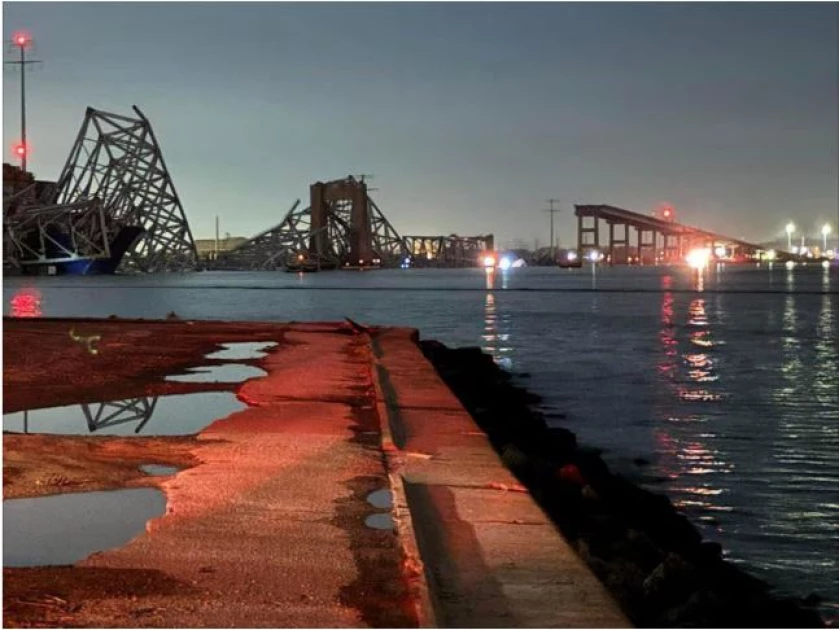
[
  {"xmin": 350, "ymin": 182, "xmax": 372, "ymax": 264},
  {"xmin": 663, "ymin": 233, "xmax": 681, "ymax": 263},
  {"xmin": 578, "ymin": 214, "xmax": 599, "ymax": 256},
  {"xmin": 636, "ymin": 228, "xmax": 643, "ymax": 265},
  {"xmin": 309, "ymin": 182, "xmax": 328, "ymax": 258},
  {"xmin": 608, "ymin": 222, "xmax": 629, "ymax": 264}
]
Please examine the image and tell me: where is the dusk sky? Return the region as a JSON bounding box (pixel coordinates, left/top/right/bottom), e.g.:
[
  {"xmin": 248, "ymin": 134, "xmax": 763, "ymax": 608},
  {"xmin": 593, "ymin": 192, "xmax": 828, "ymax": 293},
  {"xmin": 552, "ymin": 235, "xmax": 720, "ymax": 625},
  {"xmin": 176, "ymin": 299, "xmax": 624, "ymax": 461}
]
[{"xmin": 3, "ymin": 2, "xmax": 837, "ymax": 246}]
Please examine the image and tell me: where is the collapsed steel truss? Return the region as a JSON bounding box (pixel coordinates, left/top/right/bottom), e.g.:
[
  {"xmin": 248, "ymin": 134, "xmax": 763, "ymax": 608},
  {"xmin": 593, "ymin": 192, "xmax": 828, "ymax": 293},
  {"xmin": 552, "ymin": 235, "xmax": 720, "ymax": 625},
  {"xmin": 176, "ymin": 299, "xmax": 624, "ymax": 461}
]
[
  {"xmin": 55, "ymin": 106, "xmax": 199, "ymax": 271},
  {"xmin": 3, "ymin": 106, "xmax": 199, "ymax": 273},
  {"xmin": 214, "ymin": 200, "xmax": 310, "ymax": 270},
  {"xmin": 217, "ymin": 176, "xmax": 408, "ymax": 270},
  {"xmin": 403, "ymin": 234, "xmax": 495, "ymax": 267}
]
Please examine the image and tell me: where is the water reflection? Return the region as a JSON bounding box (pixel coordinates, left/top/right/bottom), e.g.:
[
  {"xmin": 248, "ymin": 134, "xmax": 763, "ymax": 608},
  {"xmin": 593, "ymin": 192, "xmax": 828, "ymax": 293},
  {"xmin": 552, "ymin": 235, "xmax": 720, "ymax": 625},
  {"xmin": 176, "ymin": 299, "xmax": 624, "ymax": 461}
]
[
  {"xmin": 814, "ymin": 295, "xmax": 838, "ymax": 401},
  {"xmin": 3, "ymin": 392, "xmax": 246, "ymax": 436},
  {"xmin": 10, "ymin": 287, "xmax": 42, "ymax": 317},
  {"xmin": 653, "ymin": 277, "xmax": 730, "ymax": 538},
  {"xmin": 13, "ymin": 398, "xmax": 158, "ymax": 434},
  {"xmin": 692, "ymin": 268, "xmax": 705, "ymax": 292},
  {"xmin": 482, "ymin": 292, "xmax": 513, "ymax": 370}
]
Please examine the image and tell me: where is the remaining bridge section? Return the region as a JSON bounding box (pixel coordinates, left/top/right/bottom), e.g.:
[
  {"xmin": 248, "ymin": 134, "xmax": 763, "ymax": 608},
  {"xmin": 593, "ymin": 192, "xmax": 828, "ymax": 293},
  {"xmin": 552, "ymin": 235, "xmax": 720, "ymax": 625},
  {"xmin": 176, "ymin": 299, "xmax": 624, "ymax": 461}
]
[{"xmin": 575, "ymin": 204, "xmax": 767, "ymax": 264}]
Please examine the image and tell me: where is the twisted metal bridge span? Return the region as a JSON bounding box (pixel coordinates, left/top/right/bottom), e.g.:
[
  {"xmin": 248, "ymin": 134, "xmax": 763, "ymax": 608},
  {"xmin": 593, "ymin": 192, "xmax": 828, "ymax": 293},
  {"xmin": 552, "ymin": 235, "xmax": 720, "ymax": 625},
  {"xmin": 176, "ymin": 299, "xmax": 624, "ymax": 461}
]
[
  {"xmin": 213, "ymin": 175, "xmax": 493, "ymax": 271},
  {"xmin": 3, "ymin": 106, "xmax": 199, "ymax": 274}
]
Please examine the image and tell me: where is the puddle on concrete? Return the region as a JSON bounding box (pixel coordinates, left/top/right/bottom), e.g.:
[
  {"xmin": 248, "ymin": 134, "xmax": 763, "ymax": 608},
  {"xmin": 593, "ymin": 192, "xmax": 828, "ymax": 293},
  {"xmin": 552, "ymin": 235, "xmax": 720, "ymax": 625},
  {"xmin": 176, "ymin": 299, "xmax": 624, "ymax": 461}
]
[
  {"xmin": 365, "ymin": 513, "xmax": 395, "ymax": 531},
  {"xmin": 139, "ymin": 464, "xmax": 179, "ymax": 476},
  {"xmin": 367, "ymin": 489, "xmax": 393, "ymax": 510},
  {"xmin": 3, "ymin": 392, "xmax": 246, "ymax": 436},
  {"xmin": 165, "ymin": 364, "xmax": 266, "ymax": 383},
  {"xmin": 3, "ymin": 488, "xmax": 165, "ymax": 567},
  {"xmin": 205, "ymin": 342, "xmax": 278, "ymax": 361}
]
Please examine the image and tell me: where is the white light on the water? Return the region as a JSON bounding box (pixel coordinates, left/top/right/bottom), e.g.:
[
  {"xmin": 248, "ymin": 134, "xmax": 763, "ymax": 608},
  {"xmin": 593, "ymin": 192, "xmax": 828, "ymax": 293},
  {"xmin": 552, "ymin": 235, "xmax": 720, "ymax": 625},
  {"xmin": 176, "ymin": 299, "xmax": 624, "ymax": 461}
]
[
  {"xmin": 498, "ymin": 257, "xmax": 512, "ymax": 271},
  {"xmin": 785, "ymin": 260, "xmax": 795, "ymax": 270},
  {"xmin": 822, "ymin": 260, "xmax": 831, "ymax": 269}
]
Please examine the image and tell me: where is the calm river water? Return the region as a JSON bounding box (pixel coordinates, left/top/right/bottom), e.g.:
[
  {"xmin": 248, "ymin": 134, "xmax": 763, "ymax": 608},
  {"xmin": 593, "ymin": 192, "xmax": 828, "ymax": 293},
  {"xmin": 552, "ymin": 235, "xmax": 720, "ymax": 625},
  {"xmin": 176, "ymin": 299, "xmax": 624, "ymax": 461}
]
[{"xmin": 4, "ymin": 263, "xmax": 838, "ymax": 617}]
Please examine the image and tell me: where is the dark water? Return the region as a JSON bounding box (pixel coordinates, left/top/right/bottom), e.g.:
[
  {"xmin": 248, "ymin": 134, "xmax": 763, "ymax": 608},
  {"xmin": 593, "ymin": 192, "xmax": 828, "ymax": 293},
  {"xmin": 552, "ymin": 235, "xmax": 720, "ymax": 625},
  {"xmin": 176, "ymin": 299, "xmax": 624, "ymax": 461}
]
[
  {"xmin": 3, "ymin": 488, "xmax": 165, "ymax": 566},
  {"xmin": 4, "ymin": 264, "xmax": 838, "ymax": 614}
]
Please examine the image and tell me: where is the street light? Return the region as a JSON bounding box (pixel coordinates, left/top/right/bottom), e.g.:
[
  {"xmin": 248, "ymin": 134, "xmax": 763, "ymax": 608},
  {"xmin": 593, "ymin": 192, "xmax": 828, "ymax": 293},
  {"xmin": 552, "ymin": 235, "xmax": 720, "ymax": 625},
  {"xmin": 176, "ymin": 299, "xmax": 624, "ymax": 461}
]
[
  {"xmin": 822, "ymin": 224, "xmax": 832, "ymax": 253},
  {"xmin": 785, "ymin": 222, "xmax": 795, "ymax": 251}
]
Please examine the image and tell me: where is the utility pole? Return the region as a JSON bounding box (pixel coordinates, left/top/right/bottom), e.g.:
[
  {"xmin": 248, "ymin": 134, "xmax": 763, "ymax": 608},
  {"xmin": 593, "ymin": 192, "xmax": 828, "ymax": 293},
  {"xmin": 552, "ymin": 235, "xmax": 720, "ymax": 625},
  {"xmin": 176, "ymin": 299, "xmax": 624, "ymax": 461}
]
[
  {"xmin": 543, "ymin": 198, "xmax": 561, "ymax": 261},
  {"xmin": 5, "ymin": 31, "xmax": 41, "ymax": 173},
  {"xmin": 215, "ymin": 215, "xmax": 220, "ymax": 259}
]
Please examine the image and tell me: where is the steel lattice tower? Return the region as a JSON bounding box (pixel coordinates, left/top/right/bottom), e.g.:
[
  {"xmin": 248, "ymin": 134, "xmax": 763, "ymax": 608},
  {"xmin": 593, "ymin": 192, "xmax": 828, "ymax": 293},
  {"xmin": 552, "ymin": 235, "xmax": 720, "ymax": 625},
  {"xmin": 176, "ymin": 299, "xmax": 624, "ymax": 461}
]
[{"xmin": 55, "ymin": 106, "xmax": 199, "ymax": 272}]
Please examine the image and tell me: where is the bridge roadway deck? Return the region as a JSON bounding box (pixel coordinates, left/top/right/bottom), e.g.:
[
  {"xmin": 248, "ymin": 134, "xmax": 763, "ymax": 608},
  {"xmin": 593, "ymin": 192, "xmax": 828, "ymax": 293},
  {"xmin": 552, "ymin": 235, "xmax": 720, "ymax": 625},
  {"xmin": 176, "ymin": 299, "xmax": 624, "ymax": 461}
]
[
  {"xmin": 575, "ymin": 204, "xmax": 764, "ymax": 250},
  {"xmin": 3, "ymin": 318, "xmax": 629, "ymax": 628}
]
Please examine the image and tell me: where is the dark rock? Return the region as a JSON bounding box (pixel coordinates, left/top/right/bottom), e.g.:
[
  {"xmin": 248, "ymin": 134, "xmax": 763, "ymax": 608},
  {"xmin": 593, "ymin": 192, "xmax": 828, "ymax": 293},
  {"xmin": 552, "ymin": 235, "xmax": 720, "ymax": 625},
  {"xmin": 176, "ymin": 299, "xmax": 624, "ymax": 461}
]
[
  {"xmin": 643, "ymin": 553, "xmax": 700, "ymax": 607},
  {"xmin": 625, "ymin": 529, "xmax": 665, "ymax": 572},
  {"xmin": 658, "ymin": 589, "xmax": 725, "ymax": 627},
  {"xmin": 581, "ymin": 484, "xmax": 600, "ymax": 502},
  {"xmin": 696, "ymin": 541, "xmax": 724, "ymax": 567}
]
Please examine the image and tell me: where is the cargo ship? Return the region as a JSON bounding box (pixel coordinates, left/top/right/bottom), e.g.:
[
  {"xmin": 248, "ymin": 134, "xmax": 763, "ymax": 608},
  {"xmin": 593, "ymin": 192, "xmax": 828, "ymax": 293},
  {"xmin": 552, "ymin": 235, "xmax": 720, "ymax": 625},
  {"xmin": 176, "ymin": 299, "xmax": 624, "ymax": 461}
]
[{"xmin": 3, "ymin": 163, "xmax": 143, "ymax": 275}]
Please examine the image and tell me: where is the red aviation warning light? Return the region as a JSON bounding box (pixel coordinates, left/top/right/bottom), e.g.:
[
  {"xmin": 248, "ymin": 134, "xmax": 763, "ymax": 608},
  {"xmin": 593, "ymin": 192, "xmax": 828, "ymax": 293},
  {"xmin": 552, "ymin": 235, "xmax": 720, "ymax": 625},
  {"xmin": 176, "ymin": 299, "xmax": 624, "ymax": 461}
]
[
  {"xmin": 13, "ymin": 31, "xmax": 31, "ymax": 48},
  {"xmin": 656, "ymin": 203, "xmax": 676, "ymax": 223},
  {"xmin": 13, "ymin": 142, "xmax": 28, "ymax": 159}
]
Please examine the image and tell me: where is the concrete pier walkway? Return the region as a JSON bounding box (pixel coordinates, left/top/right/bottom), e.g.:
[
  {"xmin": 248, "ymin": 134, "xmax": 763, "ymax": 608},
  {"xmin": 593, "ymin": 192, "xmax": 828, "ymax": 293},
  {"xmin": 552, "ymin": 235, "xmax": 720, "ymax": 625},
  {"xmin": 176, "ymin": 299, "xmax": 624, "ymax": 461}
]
[
  {"xmin": 3, "ymin": 319, "xmax": 629, "ymax": 628},
  {"xmin": 373, "ymin": 328, "xmax": 629, "ymax": 628}
]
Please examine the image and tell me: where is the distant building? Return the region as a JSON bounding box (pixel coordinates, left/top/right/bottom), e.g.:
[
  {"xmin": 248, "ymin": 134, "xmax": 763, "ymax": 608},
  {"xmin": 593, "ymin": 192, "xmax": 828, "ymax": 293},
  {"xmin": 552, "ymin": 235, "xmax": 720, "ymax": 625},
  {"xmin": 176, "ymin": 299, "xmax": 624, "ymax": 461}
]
[{"xmin": 195, "ymin": 236, "xmax": 248, "ymax": 261}]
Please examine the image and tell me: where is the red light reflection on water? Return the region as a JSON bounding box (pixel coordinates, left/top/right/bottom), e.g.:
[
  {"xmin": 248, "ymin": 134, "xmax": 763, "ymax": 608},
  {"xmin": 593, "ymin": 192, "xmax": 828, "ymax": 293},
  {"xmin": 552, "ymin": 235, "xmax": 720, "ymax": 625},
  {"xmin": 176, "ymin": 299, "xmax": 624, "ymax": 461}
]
[
  {"xmin": 657, "ymin": 276, "xmax": 677, "ymax": 376},
  {"xmin": 10, "ymin": 288, "xmax": 42, "ymax": 318}
]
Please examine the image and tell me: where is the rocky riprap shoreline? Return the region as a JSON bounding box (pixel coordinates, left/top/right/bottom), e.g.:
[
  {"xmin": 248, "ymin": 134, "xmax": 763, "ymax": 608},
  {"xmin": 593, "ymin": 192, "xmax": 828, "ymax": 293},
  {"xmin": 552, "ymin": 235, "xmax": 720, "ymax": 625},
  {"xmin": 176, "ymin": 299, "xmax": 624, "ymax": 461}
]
[{"xmin": 421, "ymin": 341, "xmax": 826, "ymax": 629}]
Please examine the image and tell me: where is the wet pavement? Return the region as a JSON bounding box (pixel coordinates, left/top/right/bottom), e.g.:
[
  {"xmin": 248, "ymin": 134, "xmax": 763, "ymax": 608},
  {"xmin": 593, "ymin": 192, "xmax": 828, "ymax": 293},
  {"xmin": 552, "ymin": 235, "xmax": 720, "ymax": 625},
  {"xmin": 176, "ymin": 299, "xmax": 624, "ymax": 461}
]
[{"xmin": 3, "ymin": 319, "xmax": 628, "ymax": 628}]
